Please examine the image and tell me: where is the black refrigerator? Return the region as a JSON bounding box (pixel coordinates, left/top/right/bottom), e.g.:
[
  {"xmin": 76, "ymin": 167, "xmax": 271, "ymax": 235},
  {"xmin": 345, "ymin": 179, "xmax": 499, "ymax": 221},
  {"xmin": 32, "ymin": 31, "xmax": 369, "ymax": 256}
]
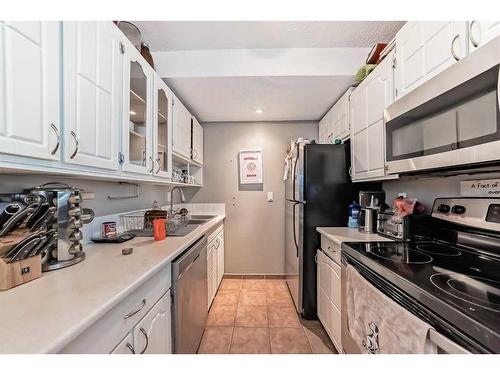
[{"xmin": 285, "ymin": 141, "xmax": 358, "ymax": 319}]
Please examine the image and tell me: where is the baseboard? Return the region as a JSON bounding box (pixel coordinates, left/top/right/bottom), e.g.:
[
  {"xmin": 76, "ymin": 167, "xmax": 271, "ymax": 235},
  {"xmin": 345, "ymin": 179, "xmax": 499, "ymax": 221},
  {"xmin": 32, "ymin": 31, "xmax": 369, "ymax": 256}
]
[{"xmin": 223, "ymin": 273, "xmax": 285, "ymax": 279}]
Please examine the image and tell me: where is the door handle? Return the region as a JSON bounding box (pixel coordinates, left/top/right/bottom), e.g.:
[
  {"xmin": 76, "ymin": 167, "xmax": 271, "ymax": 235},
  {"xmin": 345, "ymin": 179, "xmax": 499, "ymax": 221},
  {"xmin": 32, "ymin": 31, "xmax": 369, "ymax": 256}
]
[
  {"xmin": 469, "ymin": 21, "xmax": 479, "ymax": 48},
  {"xmin": 155, "ymin": 157, "xmax": 161, "ymax": 174},
  {"xmin": 450, "ymin": 34, "xmax": 461, "ymax": 61},
  {"xmin": 149, "ymin": 156, "xmax": 154, "ymax": 173},
  {"xmin": 50, "ymin": 123, "xmax": 60, "ymax": 155},
  {"xmin": 139, "ymin": 328, "xmax": 149, "ymax": 354},
  {"xmin": 126, "ymin": 343, "xmax": 136, "ymax": 354},
  {"xmin": 292, "ymin": 202, "xmax": 300, "ymax": 258},
  {"xmin": 124, "ymin": 298, "xmax": 146, "ymax": 319},
  {"xmin": 69, "ymin": 131, "xmax": 79, "ymax": 159}
]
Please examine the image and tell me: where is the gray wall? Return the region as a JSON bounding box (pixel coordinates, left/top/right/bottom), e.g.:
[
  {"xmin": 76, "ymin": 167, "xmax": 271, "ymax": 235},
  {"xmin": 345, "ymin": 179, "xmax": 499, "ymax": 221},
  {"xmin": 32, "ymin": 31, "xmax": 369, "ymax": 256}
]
[
  {"xmin": 382, "ymin": 171, "xmax": 500, "ymax": 213},
  {"xmin": 0, "ymin": 175, "xmax": 182, "ymax": 217},
  {"xmin": 190, "ymin": 121, "xmax": 318, "ymax": 275}
]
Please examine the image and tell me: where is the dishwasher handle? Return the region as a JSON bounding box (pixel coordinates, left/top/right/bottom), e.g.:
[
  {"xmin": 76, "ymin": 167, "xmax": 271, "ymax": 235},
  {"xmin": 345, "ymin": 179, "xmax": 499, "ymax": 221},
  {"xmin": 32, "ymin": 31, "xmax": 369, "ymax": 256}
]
[{"xmin": 177, "ymin": 253, "xmax": 201, "ymax": 280}]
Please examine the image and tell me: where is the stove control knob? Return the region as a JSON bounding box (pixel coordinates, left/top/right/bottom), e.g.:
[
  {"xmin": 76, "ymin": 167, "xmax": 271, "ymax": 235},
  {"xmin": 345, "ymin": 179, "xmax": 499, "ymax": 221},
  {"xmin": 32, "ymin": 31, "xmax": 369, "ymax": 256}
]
[
  {"xmin": 452, "ymin": 205, "xmax": 466, "ymax": 215},
  {"xmin": 437, "ymin": 204, "xmax": 451, "ymax": 213}
]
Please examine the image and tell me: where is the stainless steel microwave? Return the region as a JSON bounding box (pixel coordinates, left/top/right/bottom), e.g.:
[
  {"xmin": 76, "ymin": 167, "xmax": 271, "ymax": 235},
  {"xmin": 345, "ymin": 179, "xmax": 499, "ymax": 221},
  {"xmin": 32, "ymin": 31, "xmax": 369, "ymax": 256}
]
[{"xmin": 384, "ymin": 36, "xmax": 500, "ymax": 174}]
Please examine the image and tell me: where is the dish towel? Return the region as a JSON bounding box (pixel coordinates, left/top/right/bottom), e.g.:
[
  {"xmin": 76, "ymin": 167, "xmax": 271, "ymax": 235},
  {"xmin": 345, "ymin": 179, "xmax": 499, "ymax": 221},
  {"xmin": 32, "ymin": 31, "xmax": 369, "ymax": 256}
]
[{"xmin": 346, "ymin": 265, "xmax": 437, "ymax": 354}]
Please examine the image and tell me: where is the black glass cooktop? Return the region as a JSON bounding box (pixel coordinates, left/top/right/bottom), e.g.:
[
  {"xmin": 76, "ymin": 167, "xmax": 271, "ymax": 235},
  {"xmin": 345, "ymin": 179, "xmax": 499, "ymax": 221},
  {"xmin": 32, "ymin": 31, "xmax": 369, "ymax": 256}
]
[{"xmin": 343, "ymin": 240, "xmax": 500, "ymax": 352}]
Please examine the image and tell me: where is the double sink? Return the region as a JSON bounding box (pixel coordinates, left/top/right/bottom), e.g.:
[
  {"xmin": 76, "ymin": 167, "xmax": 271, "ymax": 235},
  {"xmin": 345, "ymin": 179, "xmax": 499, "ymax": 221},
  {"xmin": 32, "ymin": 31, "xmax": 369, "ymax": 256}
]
[{"xmin": 167, "ymin": 215, "xmax": 216, "ymax": 237}]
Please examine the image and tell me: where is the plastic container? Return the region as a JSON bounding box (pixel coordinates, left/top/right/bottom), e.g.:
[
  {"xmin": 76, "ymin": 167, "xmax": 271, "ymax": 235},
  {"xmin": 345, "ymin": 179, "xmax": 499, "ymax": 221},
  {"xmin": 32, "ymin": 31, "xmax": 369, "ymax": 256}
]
[
  {"xmin": 348, "ymin": 201, "xmax": 361, "ymax": 228},
  {"xmin": 153, "ymin": 218, "xmax": 166, "ymax": 241}
]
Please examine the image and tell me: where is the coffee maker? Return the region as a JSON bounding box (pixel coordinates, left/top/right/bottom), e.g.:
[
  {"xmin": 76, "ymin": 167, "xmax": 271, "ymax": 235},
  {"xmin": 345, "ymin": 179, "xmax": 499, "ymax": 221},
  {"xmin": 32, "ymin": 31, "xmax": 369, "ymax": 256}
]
[{"xmin": 357, "ymin": 191, "xmax": 385, "ymax": 233}]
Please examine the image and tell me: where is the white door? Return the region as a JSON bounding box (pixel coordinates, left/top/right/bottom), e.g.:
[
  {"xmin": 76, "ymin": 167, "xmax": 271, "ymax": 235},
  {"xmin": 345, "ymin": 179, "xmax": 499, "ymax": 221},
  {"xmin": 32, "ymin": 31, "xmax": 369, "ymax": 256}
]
[
  {"xmin": 469, "ymin": 21, "xmax": 500, "ymax": 52},
  {"xmin": 133, "ymin": 292, "xmax": 172, "ymax": 354},
  {"xmin": 63, "ymin": 21, "xmax": 122, "ymax": 170},
  {"xmin": 192, "ymin": 116, "xmax": 203, "ymax": 164},
  {"xmin": 153, "ymin": 75, "xmax": 173, "ymax": 179},
  {"xmin": 216, "ymin": 231, "xmax": 224, "ymax": 287},
  {"xmin": 110, "ymin": 333, "xmax": 135, "ymax": 354},
  {"xmin": 395, "ymin": 21, "xmax": 468, "ymax": 99},
  {"xmin": 0, "ymin": 21, "xmax": 60, "ymax": 160},
  {"xmin": 122, "ymin": 42, "xmax": 154, "ymax": 175},
  {"xmin": 172, "ymin": 96, "xmax": 192, "ymax": 159}
]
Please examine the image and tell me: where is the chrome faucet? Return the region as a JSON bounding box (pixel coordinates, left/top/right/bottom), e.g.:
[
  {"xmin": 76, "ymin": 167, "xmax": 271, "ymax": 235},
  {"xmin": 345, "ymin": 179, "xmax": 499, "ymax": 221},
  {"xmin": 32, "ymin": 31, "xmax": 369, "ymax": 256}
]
[{"xmin": 170, "ymin": 186, "xmax": 186, "ymax": 217}]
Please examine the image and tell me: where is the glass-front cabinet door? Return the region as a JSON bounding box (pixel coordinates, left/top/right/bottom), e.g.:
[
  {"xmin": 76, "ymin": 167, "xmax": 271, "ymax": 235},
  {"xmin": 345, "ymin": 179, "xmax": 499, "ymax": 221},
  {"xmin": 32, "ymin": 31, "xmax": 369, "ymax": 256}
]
[
  {"xmin": 122, "ymin": 43, "xmax": 153, "ymax": 175},
  {"xmin": 153, "ymin": 75, "xmax": 173, "ymax": 179}
]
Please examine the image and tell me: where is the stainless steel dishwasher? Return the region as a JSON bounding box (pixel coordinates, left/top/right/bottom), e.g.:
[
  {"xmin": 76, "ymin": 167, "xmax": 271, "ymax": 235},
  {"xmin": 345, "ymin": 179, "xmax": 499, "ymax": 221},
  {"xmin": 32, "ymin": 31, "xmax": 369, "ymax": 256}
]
[{"xmin": 171, "ymin": 236, "xmax": 208, "ymax": 354}]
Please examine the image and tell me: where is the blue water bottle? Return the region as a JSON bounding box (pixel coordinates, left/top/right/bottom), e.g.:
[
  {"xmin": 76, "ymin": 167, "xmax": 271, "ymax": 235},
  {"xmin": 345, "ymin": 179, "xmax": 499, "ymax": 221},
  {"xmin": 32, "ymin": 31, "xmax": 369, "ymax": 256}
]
[{"xmin": 348, "ymin": 201, "xmax": 360, "ymax": 228}]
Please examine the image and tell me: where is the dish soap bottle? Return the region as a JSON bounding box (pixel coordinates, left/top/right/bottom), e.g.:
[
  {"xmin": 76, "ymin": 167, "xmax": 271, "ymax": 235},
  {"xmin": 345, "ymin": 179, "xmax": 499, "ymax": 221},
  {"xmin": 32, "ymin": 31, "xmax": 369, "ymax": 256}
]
[{"xmin": 348, "ymin": 201, "xmax": 360, "ymax": 228}]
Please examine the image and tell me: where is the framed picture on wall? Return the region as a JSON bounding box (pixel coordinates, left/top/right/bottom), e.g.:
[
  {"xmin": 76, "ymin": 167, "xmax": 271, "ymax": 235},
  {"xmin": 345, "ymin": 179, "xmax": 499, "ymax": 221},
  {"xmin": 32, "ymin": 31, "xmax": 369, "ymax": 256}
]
[{"xmin": 239, "ymin": 149, "xmax": 263, "ymax": 184}]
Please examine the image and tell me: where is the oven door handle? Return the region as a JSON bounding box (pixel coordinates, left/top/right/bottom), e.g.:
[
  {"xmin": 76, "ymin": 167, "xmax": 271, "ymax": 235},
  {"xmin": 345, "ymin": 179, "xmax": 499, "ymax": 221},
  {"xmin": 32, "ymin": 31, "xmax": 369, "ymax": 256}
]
[{"xmin": 428, "ymin": 329, "xmax": 470, "ymax": 354}]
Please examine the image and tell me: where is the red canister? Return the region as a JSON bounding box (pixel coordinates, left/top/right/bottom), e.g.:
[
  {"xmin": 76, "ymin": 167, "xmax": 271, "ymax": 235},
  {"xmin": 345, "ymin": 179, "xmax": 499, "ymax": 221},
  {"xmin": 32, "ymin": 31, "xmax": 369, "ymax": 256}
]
[
  {"xmin": 153, "ymin": 218, "xmax": 166, "ymax": 241},
  {"xmin": 102, "ymin": 221, "xmax": 117, "ymax": 238}
]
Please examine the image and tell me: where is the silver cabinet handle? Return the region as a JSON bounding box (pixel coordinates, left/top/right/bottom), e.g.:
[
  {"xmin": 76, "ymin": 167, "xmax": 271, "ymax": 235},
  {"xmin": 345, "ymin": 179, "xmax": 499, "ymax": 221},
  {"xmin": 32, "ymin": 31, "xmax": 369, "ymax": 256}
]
[
  {"xmin": 193, "ymin": 149, "xmax": 198, "ymax": 159},
  {"xmin": 348, "ymin": 166, "xmax": 353, "ymax": 177},
  {"xmin": 215, "ymin": 238, "xmax": 220, "ymax": 249},
  {"xmin": 155, "ymin": 158, "xmax": 161, "ymax": 174},
  {"xmin": 69, "ymin": 131, "xmax": 79, "ymax": 159},
  {"xmin": 126, "ymin": 343, "xmax": 136, "ymax": 354},
  {"xmin": 314, "ymin": 253, "xmax": 319, "ymax": 263},
  {"xmin": 149, "ymin": 156, "xmax": 154, "ymax": 173},
  {"xmin": 469, "ymin": 21, "xmax": 479, "ymax": 48},
  {"xmin": 139, "ymin": 328, "xmax": 149, "ymax": 354},
  {"xmin": 450, "ymin": 34, "xmax": 461, "ymax": 61},
  {"xmin": 124, "ymin": 298, "xmax": 146, "ymax": 319},
  {"xmin": 50, "ymin": 123, "xmax": 60, "ymax": 155}
]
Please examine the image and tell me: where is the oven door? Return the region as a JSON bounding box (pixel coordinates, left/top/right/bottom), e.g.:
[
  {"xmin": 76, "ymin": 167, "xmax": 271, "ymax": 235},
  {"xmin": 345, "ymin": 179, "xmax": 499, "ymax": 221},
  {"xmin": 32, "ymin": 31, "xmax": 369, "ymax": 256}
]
[
  {"xmin": 340, "ymin": 252, "xmax": 470, "ymax": 354},
  {"xmin": 385, "ymin": 36, "xmax": 500, "ymax": 174}
]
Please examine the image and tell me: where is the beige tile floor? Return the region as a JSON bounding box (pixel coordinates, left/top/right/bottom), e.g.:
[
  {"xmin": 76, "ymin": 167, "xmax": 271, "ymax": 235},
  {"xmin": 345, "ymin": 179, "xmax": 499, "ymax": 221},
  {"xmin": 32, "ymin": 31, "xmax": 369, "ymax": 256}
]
[{"xmin": 198, "ymin": 277, "xmax": 338, "ymax": 354}]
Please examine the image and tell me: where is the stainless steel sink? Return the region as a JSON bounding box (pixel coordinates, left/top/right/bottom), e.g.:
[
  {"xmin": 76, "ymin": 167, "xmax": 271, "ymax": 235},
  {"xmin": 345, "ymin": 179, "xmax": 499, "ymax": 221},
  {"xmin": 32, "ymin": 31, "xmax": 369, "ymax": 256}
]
[
  {"xmin": 167, "ymin": 224, "xmax": 200, "ymax": 237},
  {"xmin": 131, "ymin": 215, "xmax": 216, "ymax": 238}
]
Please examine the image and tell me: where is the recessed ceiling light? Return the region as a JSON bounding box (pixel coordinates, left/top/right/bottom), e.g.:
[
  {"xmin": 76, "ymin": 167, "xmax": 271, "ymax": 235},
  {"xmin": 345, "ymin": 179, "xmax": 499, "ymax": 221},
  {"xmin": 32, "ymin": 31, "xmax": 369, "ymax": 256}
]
[
  {"xmin": 129, "ymin": 110, "xmax": 136, "ymax": 115},
  {"xmin": 255, "ymin": 108, "xmax": 263, "ymax": 114}
]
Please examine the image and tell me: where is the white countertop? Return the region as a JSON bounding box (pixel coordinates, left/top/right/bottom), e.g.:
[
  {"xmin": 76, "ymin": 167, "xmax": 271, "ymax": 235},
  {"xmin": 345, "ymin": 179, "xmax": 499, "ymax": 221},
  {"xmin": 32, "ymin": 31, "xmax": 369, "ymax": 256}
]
[
  {"xmin": 316, "ymin": 227, "xmax": 393, "ymax": 245},
  {"xmin": 0, "ymin": 215, "xmax": 224, "ymax": 354}
]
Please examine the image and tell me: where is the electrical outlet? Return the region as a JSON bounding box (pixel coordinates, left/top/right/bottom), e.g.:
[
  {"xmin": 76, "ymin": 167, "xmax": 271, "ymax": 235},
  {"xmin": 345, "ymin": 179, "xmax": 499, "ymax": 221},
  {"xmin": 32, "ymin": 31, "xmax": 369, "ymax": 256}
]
[{"xmin": 267, "ymin": 192, "xmax": 274, "ymax": 202}]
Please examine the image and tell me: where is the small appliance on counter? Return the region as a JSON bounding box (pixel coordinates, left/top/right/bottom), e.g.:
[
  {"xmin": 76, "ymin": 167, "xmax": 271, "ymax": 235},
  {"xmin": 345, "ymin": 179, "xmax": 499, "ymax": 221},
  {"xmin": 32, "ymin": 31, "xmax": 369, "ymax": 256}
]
[
  {"xmin": 0, "ymin": 183, "xmax": 94, "ymax": 272},
  {"xmin": 357, "ymin": 192, "xmax": 386, "ymax": 233}
]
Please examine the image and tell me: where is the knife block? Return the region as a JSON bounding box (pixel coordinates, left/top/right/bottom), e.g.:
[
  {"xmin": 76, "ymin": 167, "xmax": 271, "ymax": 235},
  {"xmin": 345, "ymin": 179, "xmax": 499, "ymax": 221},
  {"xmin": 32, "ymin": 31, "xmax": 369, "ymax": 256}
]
[{"xmin": 0, "ymin": 254, "xmax": 41, "ymax": 290}]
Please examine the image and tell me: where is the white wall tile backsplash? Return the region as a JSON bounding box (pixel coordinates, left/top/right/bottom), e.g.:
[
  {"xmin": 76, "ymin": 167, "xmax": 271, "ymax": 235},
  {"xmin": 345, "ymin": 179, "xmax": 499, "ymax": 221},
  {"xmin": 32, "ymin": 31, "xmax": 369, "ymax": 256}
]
[{"xmin": 83, "ymin": 203, "xmax": 225, "ymax": 244}]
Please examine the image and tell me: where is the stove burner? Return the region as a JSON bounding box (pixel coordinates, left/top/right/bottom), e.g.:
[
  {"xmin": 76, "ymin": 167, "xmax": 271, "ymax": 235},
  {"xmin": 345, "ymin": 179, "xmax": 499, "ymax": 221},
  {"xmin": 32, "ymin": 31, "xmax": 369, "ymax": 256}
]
[
  {"xmin": 430, "ymin": 273, "xmax": 500, "ymax": 312},
  {"xmin": 368, "ymin": 245, "xmax": 433, "ymax": 264},
  {"xmin": 415, "ymin": 243, "xmax": 462, "ymax": 256}
]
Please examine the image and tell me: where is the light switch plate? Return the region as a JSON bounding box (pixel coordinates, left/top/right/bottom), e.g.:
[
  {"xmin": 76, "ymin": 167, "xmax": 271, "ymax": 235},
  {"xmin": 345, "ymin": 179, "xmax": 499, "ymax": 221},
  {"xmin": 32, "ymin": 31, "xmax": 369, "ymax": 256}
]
[{"xmin": 267, "ymin": 192, "xmax": 274, "ymax": 202}]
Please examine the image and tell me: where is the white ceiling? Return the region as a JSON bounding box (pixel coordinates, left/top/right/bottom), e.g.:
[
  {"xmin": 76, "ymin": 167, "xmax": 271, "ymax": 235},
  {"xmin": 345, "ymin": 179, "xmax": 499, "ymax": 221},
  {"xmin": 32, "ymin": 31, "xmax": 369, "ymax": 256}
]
[
  {"xmin": 132, "ymin": 21, "xmax": 405, "ymax": 122},
  {"xmin": 165, "ymin": 75, "xmax": 355, "ymax": 122},
  {"xmin": 134, "ymin": 21, "xmax": 405, "ymax": 51}
]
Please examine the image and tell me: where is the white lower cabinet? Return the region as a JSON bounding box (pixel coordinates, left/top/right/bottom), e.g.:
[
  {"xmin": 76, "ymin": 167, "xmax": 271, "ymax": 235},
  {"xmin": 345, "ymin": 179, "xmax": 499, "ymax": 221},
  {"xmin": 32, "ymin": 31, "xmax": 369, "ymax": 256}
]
[
  {"xmin": 60, "ymin": 266, "xmax": 172, "ymax": 354},
  {"xmin": 111, "ymin": 333, "xmax": 135, "ymax": 354},
  {"xmin": 207, "ymin": 224, "xmax": 224, "ymax": 309},
  {"xmin": 316, "ymin": 248, "xmax": 342, "ymax": 352},
  {"xmin": 132, "ymin": 292, "xmax": 172, "ymax": 354}
]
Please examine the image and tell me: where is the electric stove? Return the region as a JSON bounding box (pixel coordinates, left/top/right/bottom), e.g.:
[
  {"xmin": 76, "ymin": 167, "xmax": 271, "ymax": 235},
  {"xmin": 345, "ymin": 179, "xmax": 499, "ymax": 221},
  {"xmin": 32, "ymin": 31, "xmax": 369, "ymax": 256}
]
[{"xmin": 342, "ymin": 197, "xmax": 500, "ymax": 353}]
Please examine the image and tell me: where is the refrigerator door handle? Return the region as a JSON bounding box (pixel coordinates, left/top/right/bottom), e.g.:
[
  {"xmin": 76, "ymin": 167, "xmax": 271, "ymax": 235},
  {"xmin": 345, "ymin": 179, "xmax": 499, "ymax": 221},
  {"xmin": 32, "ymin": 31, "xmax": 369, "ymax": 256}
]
[
  {"xmin": 292, "ymin": 145, "xmax": 299, "ymax": 202},
  {"xmin": 292, "ymin": 201, "xmax": 299, "ymax": 257}
]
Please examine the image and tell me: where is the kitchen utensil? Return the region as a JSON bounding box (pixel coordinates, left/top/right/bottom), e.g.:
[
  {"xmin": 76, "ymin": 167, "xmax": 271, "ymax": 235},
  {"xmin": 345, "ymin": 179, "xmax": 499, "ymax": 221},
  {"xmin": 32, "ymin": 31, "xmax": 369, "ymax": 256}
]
[
  {"xmin": 153, "ymin": 218, "xmax": 166, "ymax": 241},
  {"xmin": 27, "ymin": 235, "xmax": 47, "ymax": 257},
  {"xmin": 8, "ymin": 237, "xmax": 41, "ymax": 263},
  {"xmin": 81, "ymin": 208, "xmax": 95, "ymax": 224},
  {"xmin": 0, "ymin": 204, "xmax": 37, "ymax": 237},
  {"xmin": 3, "ymin": 231, "xmax": 42, "ymax": 261},
  {"xmin": 29, "ymin": 206, "xmax": 56, "ymax": 232},
  {"xmin": 0, "ymin": 203, "xmax": 22, "ymax": 229},
  {"xmin": 26, "ymin": 202, "xmax": 49, "ymax": 229},
  {"xmin": 117, "ymin": 21, "xmax": 141, "ymax": 50}
]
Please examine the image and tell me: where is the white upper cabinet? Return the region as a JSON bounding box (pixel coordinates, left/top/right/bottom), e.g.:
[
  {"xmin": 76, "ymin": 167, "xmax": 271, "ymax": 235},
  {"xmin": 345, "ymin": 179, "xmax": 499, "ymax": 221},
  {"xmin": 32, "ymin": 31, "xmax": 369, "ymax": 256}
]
[
  {"xmin": 394, "ymin": 21, "xmax": 468, "ymax": 100},
  {"xmin": 318, "ymin": 109, "xmax": 332, "ymax": 144},
  {"xmin": 468, "ymin": 21, "xmax": 500, "ymax": 52},
  {"xmin": 0, "ymin": 22, "xmax": 60, "ymax": 160},
  {"xmin": 350, "ymin": 51, "xmax": 395, "ymax": 181},
  {"xmin": 63, "ymin": 22, "xmax": 122, "ymax": 170},
  {"xmin": 172, "ymin": 96, "xmax": 192, "ymax": 159},
  {"xmin": 153, "ymin": 75, "xmax": 173, "ymax": 179},
  {"xmin": 332, "ymin": 88, "xmax": 353, "ymax": 141},
  {"xmin": 122, "ymin": 40, "xmax": 154, "ymax": 175},
  {"xmin": 192, "ymin": 116, "xmax": 203, "ymax": 164}
]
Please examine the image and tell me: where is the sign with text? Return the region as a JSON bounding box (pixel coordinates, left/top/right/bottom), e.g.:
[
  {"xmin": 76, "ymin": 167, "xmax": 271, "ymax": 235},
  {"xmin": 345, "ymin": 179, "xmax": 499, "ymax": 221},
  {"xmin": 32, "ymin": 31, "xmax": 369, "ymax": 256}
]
[
  {"xmin": 460, "ymin": 178, "xmax": 500, "ymax": 197},
  {"xmin": 239, "ymin": 149, "xmax": 263, "ymax": 184}
]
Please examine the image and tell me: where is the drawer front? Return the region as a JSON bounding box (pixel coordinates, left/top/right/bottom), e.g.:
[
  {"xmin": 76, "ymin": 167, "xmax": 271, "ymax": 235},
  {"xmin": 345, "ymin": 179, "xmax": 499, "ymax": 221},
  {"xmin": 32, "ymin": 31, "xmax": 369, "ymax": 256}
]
[
  {"xmin": 207, "ymin": 224, "xmax": 224, "ymax": 245},
  {"xmin": 318, "ymin": 250, "xmax": 341, "ymax": 310},
  {"xmin": 320, "ymin": 235, "xmax": 341, "ymax": 265},
  {"xmin": 60, "ymin": 266, "xmax": 171, "ymax": 353}
]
